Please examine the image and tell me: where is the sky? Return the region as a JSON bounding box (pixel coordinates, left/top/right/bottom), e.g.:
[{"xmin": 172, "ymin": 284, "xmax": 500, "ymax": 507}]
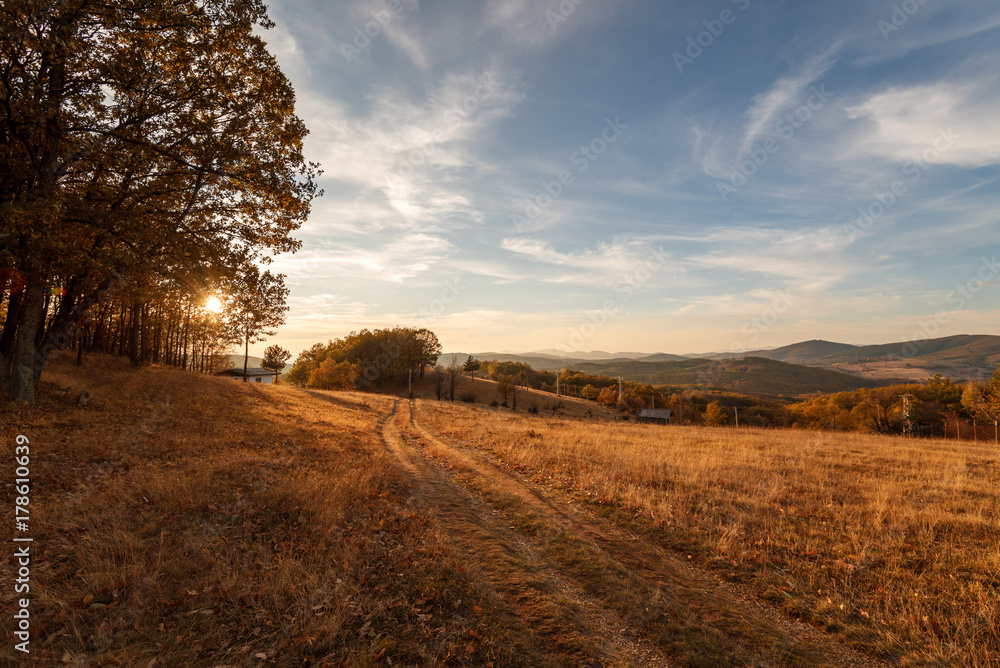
[{"xmin": 253, "ymin": 0, "xmax": 1000, "ymax": 358}]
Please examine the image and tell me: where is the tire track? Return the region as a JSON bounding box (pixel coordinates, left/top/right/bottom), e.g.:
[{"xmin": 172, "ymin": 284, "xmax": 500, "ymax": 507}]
[
  {"xmin": 406, "ymin": 399, "xmax": 888, "ymax": 668},
  {"xmin": 379, "ymin": 399, "xmax": 674, "ymax": 667}
]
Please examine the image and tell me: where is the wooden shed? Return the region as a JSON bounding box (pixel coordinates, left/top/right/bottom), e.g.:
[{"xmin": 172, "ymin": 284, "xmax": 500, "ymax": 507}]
[{"xmin": 636, "ymin": 408, "xmax": 672, "ymax": 425}]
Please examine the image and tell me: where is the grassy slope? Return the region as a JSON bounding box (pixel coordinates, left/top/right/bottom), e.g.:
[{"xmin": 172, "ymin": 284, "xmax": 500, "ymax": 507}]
[
  {"xmin": 419, "ymin": 400, "xmax": 1000, "ymax": 666},
  {"xmin": 0, "ymin": 355, "xmax": 548, "ymax": 667}
]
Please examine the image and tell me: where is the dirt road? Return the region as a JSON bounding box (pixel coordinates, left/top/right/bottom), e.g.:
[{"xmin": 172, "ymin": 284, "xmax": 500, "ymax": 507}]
[{"xmin": 378, "ymin": 399, "xmax": 884, "ymax": 667}]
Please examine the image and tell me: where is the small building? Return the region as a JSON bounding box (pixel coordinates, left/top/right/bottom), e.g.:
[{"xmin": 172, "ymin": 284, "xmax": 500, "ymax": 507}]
[
  {"xmin": 636, "ymin": 408, "xmax": 672, "ymax": 425},
  {"xmin": 216, "ymin": 368, "xmax": 278, "ymax": 384}
]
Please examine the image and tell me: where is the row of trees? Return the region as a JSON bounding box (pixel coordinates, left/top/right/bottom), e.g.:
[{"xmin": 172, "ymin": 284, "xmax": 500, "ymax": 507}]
[
  {"xmin": 1, "ymin": 0, "xmax": 318, "ymax": 402},
  {"xmin": 286, "ymin": 328, "xmax": 442, "ymax": 390},
  {"xmin": 476, "ymin": 361, "xmax": 1000, "ymax": 434},
  {"xmin": 2, "ymin": 266, "xmax": 291, "ymax": 378},
  {"xmin": 789, "ymin": 372, "xmax": 1000, "ymax": 435}
]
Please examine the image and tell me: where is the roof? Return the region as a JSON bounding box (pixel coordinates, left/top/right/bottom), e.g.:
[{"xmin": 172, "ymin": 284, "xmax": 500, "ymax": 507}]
[
  {"xmin": 216, "ymin": 368, "xmax": 275, "ymax": 377},
  {"xmin": 637, "ymin": 408, "xmax": 672, "ymax": 420}
]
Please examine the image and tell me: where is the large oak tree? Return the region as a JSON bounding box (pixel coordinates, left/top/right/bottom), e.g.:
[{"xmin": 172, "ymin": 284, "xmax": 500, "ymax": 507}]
[{"xmin": 0, "ymin": 0, "xmax": 319, "ymax": 403}]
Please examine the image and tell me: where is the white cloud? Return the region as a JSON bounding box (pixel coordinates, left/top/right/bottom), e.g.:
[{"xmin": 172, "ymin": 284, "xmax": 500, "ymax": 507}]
[
  {"xmin": 271, "ymin": 233, "xmax": 455, "ymax": 284},
  {"xmin": 500, "ymin": 237, "xmax": 674, "ymax": 283},
  {"xmin": 845, "ymin": 78, "xmax": 1000, "ymax": 168},
  {"xmin": 738, "ymin": 43, "xmax": 841, "ymax": 156}
]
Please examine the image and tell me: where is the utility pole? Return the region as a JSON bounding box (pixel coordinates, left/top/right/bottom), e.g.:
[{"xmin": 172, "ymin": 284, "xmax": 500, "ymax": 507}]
[
  {"xmin": 900, "ymin": 394, "xmax": 915, "ymax": 436},
  {"xmin": 556, "ymin": 369, "xmax": 560, "ymax": 396},
  {"xmin": 618, "ymin": 377, "xmax": 623, "ymax": 403},
  {"xmin": 734, "ymin": 406, "xmax": 739, "ymax": 427}
]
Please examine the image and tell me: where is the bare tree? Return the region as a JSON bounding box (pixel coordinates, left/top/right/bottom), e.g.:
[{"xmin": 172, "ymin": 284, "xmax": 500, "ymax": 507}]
[
  {"xmin": 446, "ymin": 354, "xmax": 462, "ymax": 401},
  {"xmin": 432, "ymin": 365, "xmax": 446, "ymax": 400},
  {"xmin": 495, "ymin": 374, "xmax": 512, "ymax": 407}
]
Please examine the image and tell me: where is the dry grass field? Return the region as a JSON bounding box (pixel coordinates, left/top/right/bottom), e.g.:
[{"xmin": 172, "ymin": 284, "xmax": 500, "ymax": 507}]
[
  {"xmin": 418, "ymin": 400, "xmax": 1000, "ymax": 667},
  {"xmin": 0, "ymin": 355, "xmax": 553, "ymax": 666},
  {"xmin": 3, "ymin": 355, "xmax": 997, "ymax": 666}
]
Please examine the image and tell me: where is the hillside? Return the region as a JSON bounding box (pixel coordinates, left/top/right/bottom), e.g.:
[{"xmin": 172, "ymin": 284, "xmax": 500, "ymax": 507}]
[
  {"xmin": 438, "ymin": 352, "xmax": 633, "ymax": 370},
  {"xmin": 734, "ymin": 339, "xmax": 859, "ymax": 363},
  {"xmin": 570, "ymin": 356, "xmax": 882, "ymax": 395},
  {"xmin": 446, "ymin": 335, "xmax": 1000, "ymax": 384},
  {"xmin": 6, "ymin": 354, "xmax": 994, "ymax": 665},
  {"xmin": 822, "ymin": 334, "xmax": 1000, "ymax": 365}
]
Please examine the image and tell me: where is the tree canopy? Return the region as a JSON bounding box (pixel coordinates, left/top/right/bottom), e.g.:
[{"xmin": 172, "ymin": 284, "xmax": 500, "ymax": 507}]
[
  {"xmin": 1, "ymin": 0, "xmax": 319, "ymax": 402},
  {"xmin": 286, "ymin": 328, "xmax": 442, "ymax": 388}
]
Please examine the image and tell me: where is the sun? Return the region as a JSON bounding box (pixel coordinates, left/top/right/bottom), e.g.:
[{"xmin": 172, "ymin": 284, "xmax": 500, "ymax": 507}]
[{"xmin": 205, "ymin": 296, "xmax": 223, "ymax": 313}]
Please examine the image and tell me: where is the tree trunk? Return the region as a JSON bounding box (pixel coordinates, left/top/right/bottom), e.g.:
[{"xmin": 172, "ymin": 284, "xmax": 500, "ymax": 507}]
[
  {"xmin": 129, "ymin": 302, "xmax": 141, "ymax": 366},
  {"xmin": 243, "ymin": 333, "xmax": 249, "ymax": 382},
  {"xmin": 181, "ymin": 304, "xmax": 191, "ymax": 370},
  {"xmin": 8, "ymin": 274, "xmax": 47, "ymax": 404},
  {"xmin": 1, "ymin": 292, "xmax": 22, "ymax": 362}
]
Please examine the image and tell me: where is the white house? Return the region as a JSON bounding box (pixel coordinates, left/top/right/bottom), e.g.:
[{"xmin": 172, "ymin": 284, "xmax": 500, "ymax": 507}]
[{"xmin": 216, "ymin": 368, "xmax": 278, "ymax": 384}]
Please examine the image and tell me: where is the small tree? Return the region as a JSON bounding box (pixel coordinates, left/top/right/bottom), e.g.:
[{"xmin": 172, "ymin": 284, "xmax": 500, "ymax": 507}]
[
  {"xmin": 495, "ymin": 374, "xmax": 512, "ymax": 407},
  {"xmin": 261, "ymin": 345, "xmax": 292, "ymax": 384},
  {"xmin": 225, "ymin": 267, "xmax": 290, "ymax": 382},
  {"xmin": 463, "ymin": 355, "xmax": 480, "ymax": 373},
  {"xmin": 704, "ymin": 401, "xmax": 729, "ymax": 426}
]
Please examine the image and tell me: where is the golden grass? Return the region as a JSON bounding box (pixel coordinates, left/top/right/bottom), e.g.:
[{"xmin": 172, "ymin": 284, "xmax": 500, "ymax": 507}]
[
  {"xmin": 0, "ymin": 355, "xmax": 548, "ymax": 666},
  {"xmin": 417, "ymin": 400, "xmax": 1000, "ymax": 667}
]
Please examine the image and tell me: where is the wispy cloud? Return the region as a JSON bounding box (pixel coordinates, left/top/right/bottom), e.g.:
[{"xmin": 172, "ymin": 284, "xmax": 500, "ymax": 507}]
[{"xmin": 738, "ymin": 43, "xmax": 841, "ymax": 156}]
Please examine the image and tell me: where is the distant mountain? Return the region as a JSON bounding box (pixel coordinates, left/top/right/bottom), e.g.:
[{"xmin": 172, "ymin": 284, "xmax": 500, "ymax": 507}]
[
  {"xmin": 527, "ymin": 349, "xmax": 654, "ymax": 360},
  {"xmin": 638, "ymin": 352, "xmax": 691, "ymax": 362},
  {"xmin": 819, "ymin": 334, "xmax": 1000, "ymax": 365},
  {"xmin": 444, "ymin": 335, "xmax": 1000, "ymax": 383},
  {"xmin": 227, "ymin": 354, "xmax": 289, "ymax": 373},
  {"xmin": 444, "ymin": 351, "xmax": 661, "ymax": 370},
  {"xmin": 726, "ymin": 334, "xmax": 1000, "ymax": 377},
  {"xmin": 569, "ymin": 357, "xmax": 882, "ymax": 396},
  {"xmin": 440, "ymin": 353, "xmax": 596, "ymax": 370},
  {"xmin": 722, "ymin": 340, "xmax": 859, "ymax": 363}
]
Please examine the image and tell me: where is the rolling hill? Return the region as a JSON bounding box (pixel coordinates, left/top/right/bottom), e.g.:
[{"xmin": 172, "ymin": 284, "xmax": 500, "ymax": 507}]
[
  {"xmin": 444, "ymin": 335, "xmax": 999, "ymax": 385},
  {"xmin": 569, "ymin": 357, "xmax": 882, "ymax": 396}
]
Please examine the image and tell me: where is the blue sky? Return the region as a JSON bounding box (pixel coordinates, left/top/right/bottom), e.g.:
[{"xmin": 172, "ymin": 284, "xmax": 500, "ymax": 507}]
[{"xmin": 256, "ymin": 0, "xmax": 1000, "ymax": 357}]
